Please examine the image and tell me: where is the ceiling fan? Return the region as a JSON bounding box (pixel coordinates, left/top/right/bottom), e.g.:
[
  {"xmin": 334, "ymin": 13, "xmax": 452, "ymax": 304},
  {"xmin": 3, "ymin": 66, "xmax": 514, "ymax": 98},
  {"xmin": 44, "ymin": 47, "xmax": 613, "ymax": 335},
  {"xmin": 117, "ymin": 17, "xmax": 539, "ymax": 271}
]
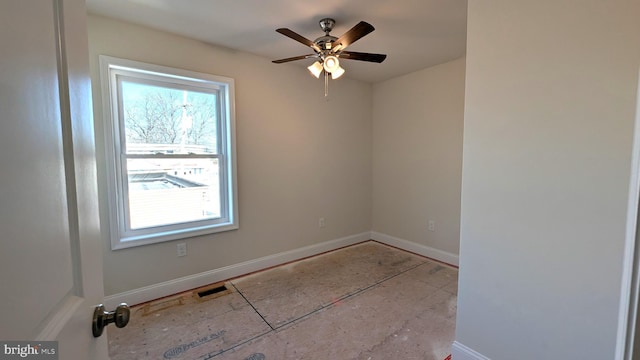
[{"xmin": 272, "ymin": 18, "xmax": 387, "ymax": 95}]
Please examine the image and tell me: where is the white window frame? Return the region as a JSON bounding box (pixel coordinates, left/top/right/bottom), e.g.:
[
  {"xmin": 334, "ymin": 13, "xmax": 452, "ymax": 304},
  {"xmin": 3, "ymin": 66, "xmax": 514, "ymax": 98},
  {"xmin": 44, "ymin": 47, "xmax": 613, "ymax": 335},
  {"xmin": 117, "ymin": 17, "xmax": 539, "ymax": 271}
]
[{"xmin": 99, "ymin": 56, "xmax": 238, "ymax": 250}]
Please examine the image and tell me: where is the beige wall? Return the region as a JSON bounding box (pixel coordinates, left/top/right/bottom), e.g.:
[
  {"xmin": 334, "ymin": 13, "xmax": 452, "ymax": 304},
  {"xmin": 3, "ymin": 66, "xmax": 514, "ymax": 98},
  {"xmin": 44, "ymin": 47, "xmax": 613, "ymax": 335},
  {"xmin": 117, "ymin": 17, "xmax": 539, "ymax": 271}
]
[
  {"xmin": 457, "ymin": 1, "xmax": 640, "ymax": 359},
  {"xmin": 88, "ymin": 15, "xmax": 373, "ymax": 295},
  {"xmin": 372, "ymin": 58, "xmax": 465, "ymax": 256}
]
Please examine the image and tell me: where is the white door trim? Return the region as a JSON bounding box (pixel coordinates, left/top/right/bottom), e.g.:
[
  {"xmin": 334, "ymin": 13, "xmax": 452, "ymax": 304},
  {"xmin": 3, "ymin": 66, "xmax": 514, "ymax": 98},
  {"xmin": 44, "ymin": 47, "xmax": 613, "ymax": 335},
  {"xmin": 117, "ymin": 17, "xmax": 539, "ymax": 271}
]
[
  {"xmin": 451, "ymin": 341, "xmax": 491, "ymax": 360},
  {"xmin": 616, "ymin": 68, "xmax": 640, "ymax": 360}
]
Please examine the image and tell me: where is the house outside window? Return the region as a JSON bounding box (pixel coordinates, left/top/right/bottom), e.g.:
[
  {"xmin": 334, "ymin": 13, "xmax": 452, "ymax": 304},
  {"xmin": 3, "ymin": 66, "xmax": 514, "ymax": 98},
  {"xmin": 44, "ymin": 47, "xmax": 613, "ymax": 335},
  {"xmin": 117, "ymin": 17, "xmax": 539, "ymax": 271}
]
[{"xmin": 99, "ymin": 56, "xmax": 238, "ymax": 249}]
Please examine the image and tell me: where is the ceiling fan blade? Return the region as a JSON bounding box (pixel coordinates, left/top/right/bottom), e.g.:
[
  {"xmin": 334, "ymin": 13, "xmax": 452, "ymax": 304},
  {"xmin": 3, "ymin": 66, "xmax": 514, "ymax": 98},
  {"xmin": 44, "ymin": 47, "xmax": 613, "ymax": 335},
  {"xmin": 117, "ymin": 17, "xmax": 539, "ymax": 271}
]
[
  {"xmin": 272, "ymin": 54, "xmax": 316, "ymax": 64},
  {"xmin": 339, "ymin": 51, "xmax": 387, "ymax": 63},
  {"xmin": 331, "ymin": 21, "xmax": 375, "ymax": 51},
  {"xmin": 276, "ymin": 28, "xmax": 321, "ymax": 52}
]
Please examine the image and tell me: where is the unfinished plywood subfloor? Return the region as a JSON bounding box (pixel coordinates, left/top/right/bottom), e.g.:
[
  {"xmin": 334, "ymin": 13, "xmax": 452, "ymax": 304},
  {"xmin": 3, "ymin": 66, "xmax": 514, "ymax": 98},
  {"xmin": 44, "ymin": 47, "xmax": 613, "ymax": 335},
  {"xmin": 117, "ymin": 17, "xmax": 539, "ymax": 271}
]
[{"xmin": 108, "ymin": 241, "xmax": 458, "ymax": 360}]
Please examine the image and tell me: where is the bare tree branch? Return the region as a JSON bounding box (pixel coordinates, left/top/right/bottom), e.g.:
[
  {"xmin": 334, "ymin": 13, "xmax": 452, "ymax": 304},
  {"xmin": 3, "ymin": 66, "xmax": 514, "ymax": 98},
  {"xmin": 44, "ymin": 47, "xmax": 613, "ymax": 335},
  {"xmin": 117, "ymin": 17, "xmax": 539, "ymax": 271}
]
[{"xmin": 123, "ymin": 88, "xmax": 216, "ymax": 151}]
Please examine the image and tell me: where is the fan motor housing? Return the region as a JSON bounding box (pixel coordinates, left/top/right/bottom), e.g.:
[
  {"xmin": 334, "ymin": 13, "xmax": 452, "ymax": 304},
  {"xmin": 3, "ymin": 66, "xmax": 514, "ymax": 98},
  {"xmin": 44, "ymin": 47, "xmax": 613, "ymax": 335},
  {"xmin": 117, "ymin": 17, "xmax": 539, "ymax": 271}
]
[{"xmin": 314, "ymin": 35, "xmax": 338, "ymax": 51}]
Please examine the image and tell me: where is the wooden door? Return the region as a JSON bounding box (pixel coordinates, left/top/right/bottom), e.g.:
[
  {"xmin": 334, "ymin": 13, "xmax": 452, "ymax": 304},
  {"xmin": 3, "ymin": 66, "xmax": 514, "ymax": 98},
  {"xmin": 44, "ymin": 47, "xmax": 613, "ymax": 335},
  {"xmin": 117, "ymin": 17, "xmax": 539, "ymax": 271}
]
[{"xmin": 0, "ymin": 0, "xmax": 110, "ymax": 358}]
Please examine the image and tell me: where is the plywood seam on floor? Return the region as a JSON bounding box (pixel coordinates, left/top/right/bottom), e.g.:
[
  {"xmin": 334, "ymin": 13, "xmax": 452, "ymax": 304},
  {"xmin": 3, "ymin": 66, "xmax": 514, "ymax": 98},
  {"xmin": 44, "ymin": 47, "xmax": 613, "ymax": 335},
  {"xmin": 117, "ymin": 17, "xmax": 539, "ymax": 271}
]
[
  {"xmin": 230, "ymin": 282, "xmax": 276, "ymax": 331},
  {"xmin": 231, "ymin": 259, "xmax": 428, "ymax": 331},
  {"xmin": 209, "ymin": 258, "xmax": 453, "ymax": 358}
]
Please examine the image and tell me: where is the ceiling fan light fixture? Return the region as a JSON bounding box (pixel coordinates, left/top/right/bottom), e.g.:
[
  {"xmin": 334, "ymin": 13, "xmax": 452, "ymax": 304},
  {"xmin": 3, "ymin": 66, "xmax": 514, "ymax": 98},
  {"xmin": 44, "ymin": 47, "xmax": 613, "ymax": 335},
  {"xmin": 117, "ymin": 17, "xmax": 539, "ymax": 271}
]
[
  {"xmin": 331, "ymin": 65, "xmax": 345, "ymax": 80},
  {"xmin": 273, "ymin": 19, "xmax": 386, "ymax": 96},
  {"xmin": 323, "ymin": 55, "xmax": 340, "ymax": 73},
  {"xmin": 307, "ymin": 61, "xmax": 323, "ymax": 78}
]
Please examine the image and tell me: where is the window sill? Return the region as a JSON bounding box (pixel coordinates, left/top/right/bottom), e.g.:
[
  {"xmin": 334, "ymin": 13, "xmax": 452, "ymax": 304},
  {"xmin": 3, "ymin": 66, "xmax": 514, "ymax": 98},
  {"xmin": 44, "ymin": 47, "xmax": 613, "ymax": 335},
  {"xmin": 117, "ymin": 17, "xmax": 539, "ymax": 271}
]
[{"xmin": 111, "ymin": 222, "xmax": 239, "ymax": 250}]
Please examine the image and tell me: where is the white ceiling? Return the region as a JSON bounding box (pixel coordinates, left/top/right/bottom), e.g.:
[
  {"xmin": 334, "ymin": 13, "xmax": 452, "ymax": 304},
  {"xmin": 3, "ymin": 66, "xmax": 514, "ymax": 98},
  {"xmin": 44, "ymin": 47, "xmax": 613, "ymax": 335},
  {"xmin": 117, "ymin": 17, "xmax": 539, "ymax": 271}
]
[{"xmin": 85, "ymin": 0, "xmax": 467, "ymax": 83}]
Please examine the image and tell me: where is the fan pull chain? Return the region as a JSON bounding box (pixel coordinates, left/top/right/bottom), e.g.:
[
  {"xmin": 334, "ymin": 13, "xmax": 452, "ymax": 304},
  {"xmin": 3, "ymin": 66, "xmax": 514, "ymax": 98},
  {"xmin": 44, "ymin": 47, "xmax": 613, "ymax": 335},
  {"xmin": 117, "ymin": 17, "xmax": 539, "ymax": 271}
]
[{"xmin": 324, "ymin": 71, "xmax": 329, "ymax": 97}]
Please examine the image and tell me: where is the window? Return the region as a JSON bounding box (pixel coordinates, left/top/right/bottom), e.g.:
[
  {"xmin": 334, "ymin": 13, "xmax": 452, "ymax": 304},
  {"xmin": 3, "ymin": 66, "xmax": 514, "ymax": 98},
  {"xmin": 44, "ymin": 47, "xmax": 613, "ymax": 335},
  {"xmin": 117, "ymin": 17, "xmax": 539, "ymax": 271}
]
[{"xmin": 100, "ymin": 56, "xmax": 238, "ymax": 249}]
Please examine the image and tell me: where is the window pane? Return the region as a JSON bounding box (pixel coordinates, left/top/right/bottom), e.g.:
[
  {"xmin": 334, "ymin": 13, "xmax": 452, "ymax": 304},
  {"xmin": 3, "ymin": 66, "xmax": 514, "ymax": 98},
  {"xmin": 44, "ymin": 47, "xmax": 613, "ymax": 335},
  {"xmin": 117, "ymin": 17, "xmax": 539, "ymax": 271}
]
[
  {"xmin": 126, "ymin": 157, "xmax": 221, "ymax": 229},
  {"xmin": 120, "ymin": 81, "xmax": 218, "ymax": 154}
]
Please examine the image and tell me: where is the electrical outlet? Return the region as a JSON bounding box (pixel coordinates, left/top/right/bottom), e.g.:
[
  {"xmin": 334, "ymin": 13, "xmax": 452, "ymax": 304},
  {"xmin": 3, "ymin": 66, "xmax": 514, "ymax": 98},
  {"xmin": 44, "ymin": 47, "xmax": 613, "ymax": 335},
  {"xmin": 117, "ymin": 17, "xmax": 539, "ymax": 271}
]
[
  {"xmin": 319, "ymin": 217, "xmax": 325, "ymax": 228},
  {"xmin": 177, "ymin": 243, "xmax": 187, "ymax": 257},
  {"xmin": 428, "ymin": 220, "xmax": 435, "ymax": 232}
]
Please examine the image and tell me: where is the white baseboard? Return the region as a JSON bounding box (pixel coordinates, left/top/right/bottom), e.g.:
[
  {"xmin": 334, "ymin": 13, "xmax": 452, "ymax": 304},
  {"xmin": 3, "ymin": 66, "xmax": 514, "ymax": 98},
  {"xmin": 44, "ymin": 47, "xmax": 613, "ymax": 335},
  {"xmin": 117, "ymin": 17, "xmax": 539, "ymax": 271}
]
[
  {"xmin": 371, "ymin": 231, "xmax": 459, "ymax": 267},
  {"xmin": 451, "ymin": 341, "xmax": 491, "ymax": 360},
  {"xmin": 104, "ymin": 232, "xmax": 370, "ymax": 308},
  {"xmin": 105, "ymin": 231, "xmax": 460, "ymax": 308}
]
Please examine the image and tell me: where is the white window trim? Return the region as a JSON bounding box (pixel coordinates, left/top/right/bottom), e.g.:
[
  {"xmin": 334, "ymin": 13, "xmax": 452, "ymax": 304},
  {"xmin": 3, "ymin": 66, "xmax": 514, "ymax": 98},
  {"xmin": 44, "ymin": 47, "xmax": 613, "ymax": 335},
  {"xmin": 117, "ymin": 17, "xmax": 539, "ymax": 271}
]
[{"xmin": 99, "ymin": 55, "xmax": 238, "ymax": 250}]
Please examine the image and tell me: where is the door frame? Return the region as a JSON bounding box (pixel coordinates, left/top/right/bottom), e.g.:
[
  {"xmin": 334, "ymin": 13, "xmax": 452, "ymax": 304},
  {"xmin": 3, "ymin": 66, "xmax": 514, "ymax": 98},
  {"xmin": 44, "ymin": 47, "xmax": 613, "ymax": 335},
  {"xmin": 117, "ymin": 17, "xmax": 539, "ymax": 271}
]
[{"xmin": 616, "ymin": 69, "xmax": 640, "ymax": 360}]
